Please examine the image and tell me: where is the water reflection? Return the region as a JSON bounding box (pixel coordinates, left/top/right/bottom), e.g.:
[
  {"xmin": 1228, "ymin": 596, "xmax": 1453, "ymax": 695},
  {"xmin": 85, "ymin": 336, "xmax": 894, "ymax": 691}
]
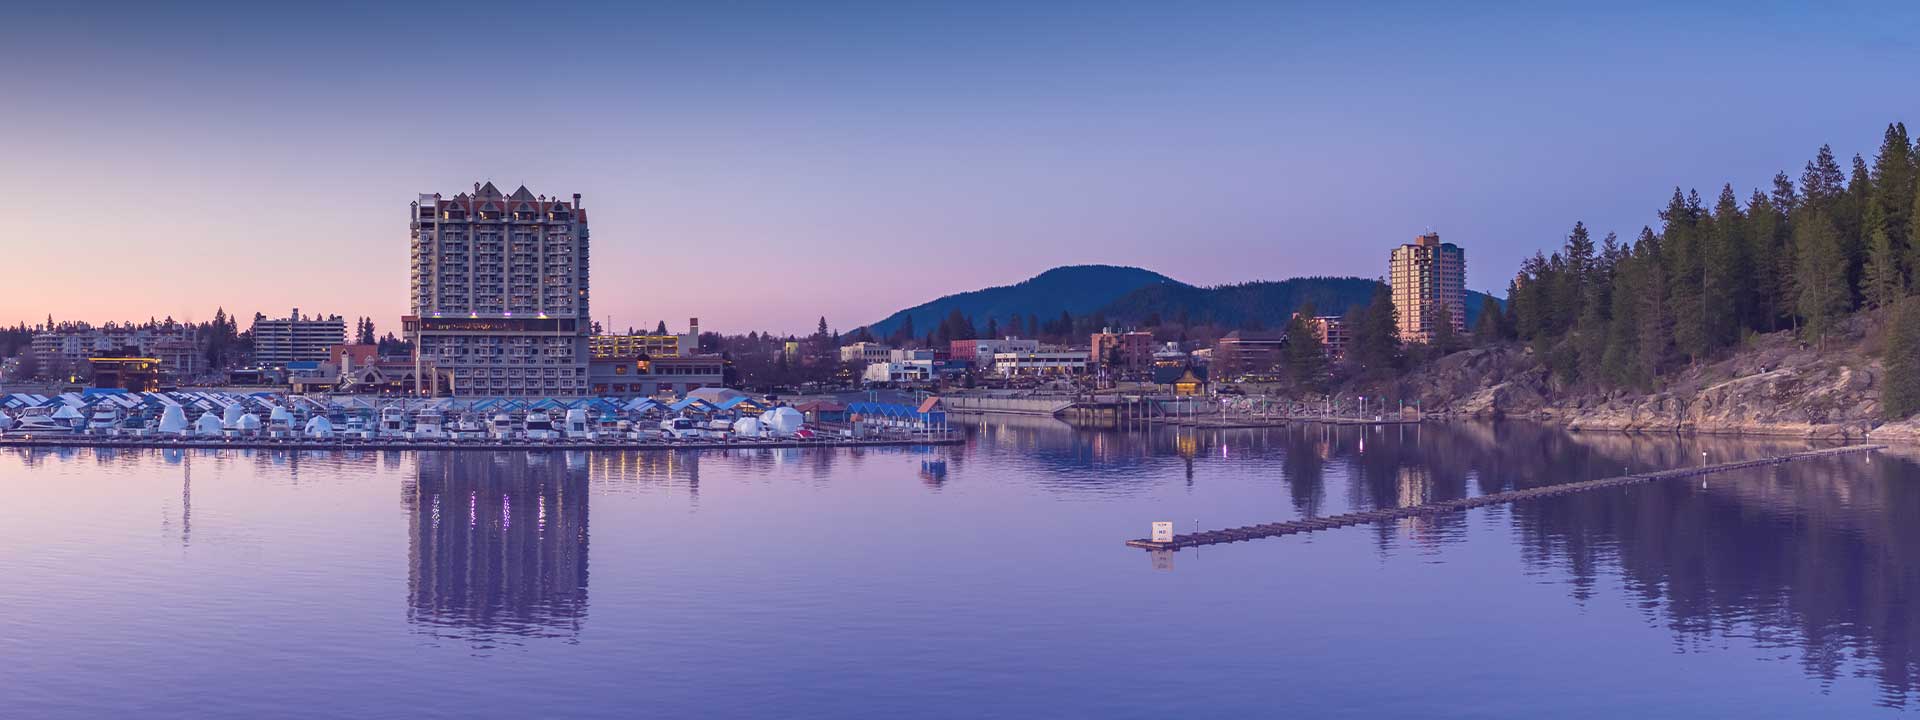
[{"xmin": 404, "ymin": 452, "xmax": 590, "ymax": 645}]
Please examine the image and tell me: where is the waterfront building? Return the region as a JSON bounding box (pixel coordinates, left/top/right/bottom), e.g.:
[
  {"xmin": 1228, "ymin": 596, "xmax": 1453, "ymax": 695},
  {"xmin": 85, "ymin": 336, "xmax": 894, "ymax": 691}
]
[
  {"xmin": 1388, "ymin": 232, "xmax": 1466, "ymax": 344},
  {"xmin": 250, "ymin": 309, "xmax": 348, "ymax": 367},
  {"xmin": 864, "ymin": 361, "xmax": 935, "ymax": 384},
  {"xmin": 32, "ymin": 322, "xmax": 195, "ymax": 374},
  {"xmin": 1212, "ymin": 331, "xmax": 1286, "ymax": 377},
  {"xmin": 950, "ymin": 337, "xmax": 1038, "ymax": 366},
  {"xmin": 407, "ymin": 182, "xmax": 591, "ymax": 397},
  {"xmin": 1089, "ymin": 329, "xmax": 1154, "ymax": 373},
  {"xmin": 991, "ymin": 350, "xmax": 1090, "ymax": 376},
  {"xmin": 587, "ymin": 355, "xmax": 725, "ymax": 397},
  {"xmin": 839, "ymin": 341, "xmax": 894, "ymax": 364},
  {"xmin": 591, "ymin": 333, "xmax": 680, "ymax": 359},
  {"xmin": 1295, "ymin": 314, "xmax": 1351, "ymax": 359},
  {"xmin": 889, "ymin": 348, "xmax": 940, "ymax": 363},
  {"xmin": 89, "ymin": 354, "xmax": 162, "ymax": 392}
]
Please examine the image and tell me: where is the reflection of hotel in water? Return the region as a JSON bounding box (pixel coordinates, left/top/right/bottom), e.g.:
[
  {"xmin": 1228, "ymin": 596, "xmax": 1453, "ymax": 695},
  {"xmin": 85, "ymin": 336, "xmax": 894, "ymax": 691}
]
[{"xmin": 405, "ymin": 453, "xmax": 590, "ymax": 639}]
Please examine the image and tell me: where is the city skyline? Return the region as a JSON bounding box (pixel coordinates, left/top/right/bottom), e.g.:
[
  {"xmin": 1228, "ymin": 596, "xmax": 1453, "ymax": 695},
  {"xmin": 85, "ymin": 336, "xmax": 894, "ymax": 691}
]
[{"xmin": 6, "ymin": 2, "xmax": 1920, "ymax": 333}]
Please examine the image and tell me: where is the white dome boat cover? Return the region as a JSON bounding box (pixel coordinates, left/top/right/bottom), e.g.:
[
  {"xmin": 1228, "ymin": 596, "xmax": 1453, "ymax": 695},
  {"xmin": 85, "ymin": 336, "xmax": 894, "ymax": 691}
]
[
  {"xmin": 731, "ymin": 417, "xmax": 764, "ymax": 437},
  {"xmin": 222, "ymin": 404, "xmax": 246, "ymax": 428},
  {"xmin": 269, "ymin": 406, "xmax": 294, "ymax": 425},
  {"xmin": 195, "ymin": 411, "xmax": 225, "ymax": 436},
  {"xmin": 157, "ymin": 405, "xmax": 189, "ymax": 435},
  {"xmin": 759, "ymin": 407, "xmax": 804, "ymax": 437},
  {"xmin": 304, "ymin": 415, "xmax": 335, "ymax": 438},
  {"xmin": 235, "ymin": 413, "xmax": 262, "ymax": 431}
]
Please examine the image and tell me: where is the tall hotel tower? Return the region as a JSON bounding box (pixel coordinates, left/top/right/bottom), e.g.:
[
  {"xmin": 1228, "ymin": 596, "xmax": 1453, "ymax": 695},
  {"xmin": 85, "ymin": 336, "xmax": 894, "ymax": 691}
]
[
  {"xmin": 406, "ymin": 182, "xmax": 590, "ymax": 397},
  {"xmin": 1387, "ymin": 232, "xmax": 1466, "ymax": 344}
]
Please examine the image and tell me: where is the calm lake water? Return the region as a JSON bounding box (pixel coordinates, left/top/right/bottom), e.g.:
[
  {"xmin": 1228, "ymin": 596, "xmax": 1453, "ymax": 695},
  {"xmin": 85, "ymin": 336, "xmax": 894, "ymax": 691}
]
[{"xmin": 3, "ymin": 419, "xmax": 1917, "ymax": 718}]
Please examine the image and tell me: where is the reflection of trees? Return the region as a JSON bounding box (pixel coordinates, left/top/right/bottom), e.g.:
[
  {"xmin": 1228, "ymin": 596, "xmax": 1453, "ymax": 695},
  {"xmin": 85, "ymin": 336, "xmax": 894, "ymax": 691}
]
[
  {"xmin": 404, "ymin": 452, "xmax": 590, "ymax": 645},
  {"xmin": 1510, "ymin": 452, "xmax": 1920, "ymax": 708}
]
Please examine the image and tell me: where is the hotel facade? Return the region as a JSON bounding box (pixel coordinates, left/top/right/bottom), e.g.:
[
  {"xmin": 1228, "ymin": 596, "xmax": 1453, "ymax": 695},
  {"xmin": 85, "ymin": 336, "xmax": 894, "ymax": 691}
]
[
  {"xmin": 1388, "ymin": 232, "xmax": 1466, "ymax": 344},
  {"xmin": 406, "ymin": 182, "xmax": 591, "ymax": 397}
]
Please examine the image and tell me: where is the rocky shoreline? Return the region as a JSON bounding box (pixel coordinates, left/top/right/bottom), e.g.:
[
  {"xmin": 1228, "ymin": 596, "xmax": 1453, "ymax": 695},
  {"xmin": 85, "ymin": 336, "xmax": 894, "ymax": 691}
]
[{"xmin": 1391, "ymin": 314, "xmax": 1917, "ymax": 443}]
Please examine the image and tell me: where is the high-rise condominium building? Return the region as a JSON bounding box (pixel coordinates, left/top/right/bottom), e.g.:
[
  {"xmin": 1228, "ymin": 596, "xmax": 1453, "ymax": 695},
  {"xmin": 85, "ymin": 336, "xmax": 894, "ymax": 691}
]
[
  {"xmin": 406, "ymin": 182, "xmax": 590, "ymax": 397},
  {"xmin": 251, "ymin": 310, "xmax": 347, "ymax": 367},
  {"xmin": 1388, "ymin": 232, "xmax": 1466, "ymax": 344}
]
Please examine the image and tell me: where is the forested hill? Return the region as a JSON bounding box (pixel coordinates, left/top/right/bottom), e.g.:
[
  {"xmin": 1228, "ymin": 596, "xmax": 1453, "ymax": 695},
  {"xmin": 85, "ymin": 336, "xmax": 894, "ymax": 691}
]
[
  {"xmin": 860, "ymin": 266, "xmax": 1500, "ymax": 342},
  {"xmin": 863, "ymin": 265, "xmax": 1175, "ymax": 340},
  {"xmin": 1099, "ymin": 276, "xmax": 1498, "ymax": 330},
  {"xmin": 1501, "ymin": 122, "xmax": 1920, "ymax": 410}
]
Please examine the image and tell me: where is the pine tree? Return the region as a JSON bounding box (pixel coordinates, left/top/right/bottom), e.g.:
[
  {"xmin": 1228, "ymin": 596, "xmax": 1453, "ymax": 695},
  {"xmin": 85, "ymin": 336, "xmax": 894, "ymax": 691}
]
[
  {"xmin": 1283, "ymin": 304, "xmax": 1328, "ymax": 390},
  {"xmin": 1795, "ymin": 211, "xmax": 1850, "ymax": 347},
  {"xmin": 1633, "ymin": 228, "xmax": 1675, "ymax": 380},
  {"xmin": 1702, "ymin": 184, "xmax": 1748, "ymax": 347},
  {"xmin": 1347, "ymin": 284, "xmax": 1401, "ymax": 374},
  {"xmin": 655, "ymin": 320, "xmax": 669, "ymax": 334},
  {"xmin": 1662, "ymin": 188, "xmax": 1709, "ymax": 362},
  {"xmin": 1472, "ymin": 296, "xmax": 1507, "ymax": 345},
  {"xmin": 1883, "ymin": 297, "xmax": 1920, "ymax": 420},
  {"xmin": 1427, "ymin": 302, "xmax": 1462, "ymax": 356},
  {"xmin": 1871, "ymin": 123, "xmax": 1914, "ymax": 285},
  {"xmin": 1865, "ymin": 225, "xmax": 1904, "ymax": 308},
  {"xmin": 1601, "ymin": 242, "xmax": 1645, "ymax": 388}
]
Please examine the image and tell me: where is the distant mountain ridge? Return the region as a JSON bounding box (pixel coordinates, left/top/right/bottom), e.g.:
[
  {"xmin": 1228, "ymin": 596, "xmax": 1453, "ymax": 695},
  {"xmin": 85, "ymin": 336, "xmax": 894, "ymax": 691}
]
[
  {"xmin": 863, "ymin": 265, "xmax": 1176, "ymax": 339},
  {"xmin": 862, "ymin": 265, "xmax": 1500, "ymax": 338}
]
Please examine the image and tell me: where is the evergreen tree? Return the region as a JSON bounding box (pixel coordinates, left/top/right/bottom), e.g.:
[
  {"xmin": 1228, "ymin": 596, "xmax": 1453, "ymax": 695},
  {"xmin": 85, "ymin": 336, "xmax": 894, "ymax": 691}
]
[
  {"xmin": 1871, "ymin": 123, "xmax": 1914, "ymax": 285},
  {"xmin": 1008, "ymin": 314, "xmax": 1023, "ymax": 337},
  {"xmin": 1601, "ymin": 239, "xmax": 1646, "ymax": 388},
  {"xmin": 1745, "ymin": 188, "xmax": 1786, "ymax": 330},
  {"xmin": 1027, "ymin": 314, "xmax": 1041, "ymax": 341},
  {"xmin": 1472, "ymin": 296, "xmax": 1508, "ymax": 345},
  {"xmin": 656, "ymin": 320, "xmax": 669, "ymax": 334},
  {"xmin": 985, "ymin": 317, "xmax": 998, "ymax": 338},
  {"xmin": 1883, "ymin": 297, "xmax": 1920, "ymax": 420},
  {"xmin": 1283, "ymin": 303, "xmax": 1328, "ymax": 390},
  {"xmin": 1633, "ymin": 228, "xmax": 1675, "ymax": 380},
  {"xmin": 1662, "ymin": 188, "xmax": 1709, "ymax": 362},
  {"xmin": 1702, "ymin": 184, "xmax": 1748, "ymax": 347},
  {"xmin": 1427, "ymin": 302, "xmax": 1462, "ymax": 356},
  {"xmin": 1347, "ymin": 284, "xmax": 1401, "ymax": 374},
  {"xmin": 1795, "ymin": 211, "xmax": 1851, "ymax": 347},
  {"xmin": 1865, "ymin": 226, "xmax": 1904, "ymax": 308}
]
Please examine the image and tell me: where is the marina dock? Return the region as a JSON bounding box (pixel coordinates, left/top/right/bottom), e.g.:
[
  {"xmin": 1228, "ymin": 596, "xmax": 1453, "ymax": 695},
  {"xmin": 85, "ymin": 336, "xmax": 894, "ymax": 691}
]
[
  {"xmin": 0, "ymin": 434, "xmax": 963, "ymax": 453},
  {"xmin": 1126, "ymin": 444, "xmax": 1884, "ymax": 550}
]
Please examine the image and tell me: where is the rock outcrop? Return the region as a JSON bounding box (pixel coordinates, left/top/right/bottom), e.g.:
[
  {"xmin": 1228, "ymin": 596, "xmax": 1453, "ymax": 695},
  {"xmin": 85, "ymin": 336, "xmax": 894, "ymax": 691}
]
[{"xmin": 1368, "ymin": 314, "xmax": 1902, "ymax": 440}]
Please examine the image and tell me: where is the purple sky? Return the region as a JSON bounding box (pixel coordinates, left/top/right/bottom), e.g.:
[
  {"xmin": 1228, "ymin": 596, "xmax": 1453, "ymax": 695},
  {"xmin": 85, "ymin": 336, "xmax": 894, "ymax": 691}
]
[{"xmin": 4, "ymin": 1, "xmax": 1919, "ymax": 335}]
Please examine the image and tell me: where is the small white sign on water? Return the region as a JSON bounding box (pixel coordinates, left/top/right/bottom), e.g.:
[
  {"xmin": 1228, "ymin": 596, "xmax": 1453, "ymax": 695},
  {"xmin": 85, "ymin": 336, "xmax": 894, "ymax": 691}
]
[{"xmin": 1151, "ymin": 521, "xmax": 1174, "ymax": 543}]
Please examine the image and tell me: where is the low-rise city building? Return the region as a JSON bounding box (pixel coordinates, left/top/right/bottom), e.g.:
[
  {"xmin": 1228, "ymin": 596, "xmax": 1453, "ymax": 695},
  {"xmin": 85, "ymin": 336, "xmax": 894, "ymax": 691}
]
[
  {"xmin": 591, "ymin": 333, "xmax": 680, "ymax": 358},
  {"xmin": 251, "ymin": 309, "xmax": 348, "ymax": 368},
  {"xmin": 588, "ymin": 354, "xmax": 725, "ymax": 397},
  {"xmin": 840, "ymin": 341, "xmax": 894, "ymax": 364},
  {"xmin": 991, "ymin": 350, "xmax": 1090, "ymax": 376},
  {"xmin": 1212, "ymin": 331, "xmax": 1286, "ymax": 377},
  {"xmin": 950, "ymin": 337, "xmax": 1039, "ymax": 366},
  {"xmin": 1090, "ymin": 329, "xmax": 1154, "ymax": 373}
]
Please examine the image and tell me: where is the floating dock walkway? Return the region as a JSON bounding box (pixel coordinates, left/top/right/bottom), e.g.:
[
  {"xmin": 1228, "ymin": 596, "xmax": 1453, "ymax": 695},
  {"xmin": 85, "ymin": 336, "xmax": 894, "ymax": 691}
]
[
  {"xmin": 0, "ymin": 434, "xmax": 962, "ymax": 453},
  {"xmin": 1126, "ymin": 444, "xmax": 1883, "ymax": 550}
]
